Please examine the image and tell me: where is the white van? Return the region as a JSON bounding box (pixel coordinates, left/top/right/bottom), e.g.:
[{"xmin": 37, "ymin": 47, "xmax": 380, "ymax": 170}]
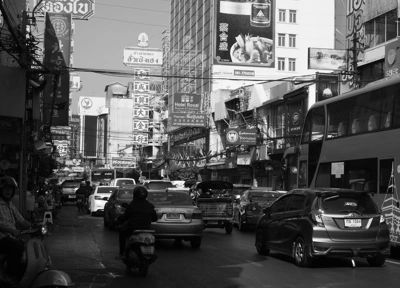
[{"xmin": 109, "ymin": 178, "xmax": 136, "ymax": 187}]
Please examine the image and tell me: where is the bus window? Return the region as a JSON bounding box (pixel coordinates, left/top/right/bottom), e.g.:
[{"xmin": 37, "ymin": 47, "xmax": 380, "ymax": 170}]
[
  {"xmin": 380, "ymin": 159, "xmax": 394, "ymax": 194},
  {"xmin": 301, "ymin": 106, "xmax": 325, "ymax": 143},
  {"xmin": 327, "ymin": 99, "xmax": 353, "ymax": 138},
  {"xmin": 350, "ymin": 91, "xmax": 382, "ymax": 135},
  {"xmin": 394, "ymin": 92, "xmax": 400, "ymax": 127}
]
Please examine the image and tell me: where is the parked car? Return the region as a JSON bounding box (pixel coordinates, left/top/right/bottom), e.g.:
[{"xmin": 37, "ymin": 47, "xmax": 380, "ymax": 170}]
[
  {"xmin": 147, "ymin": 190, "xmax": 203, "ymax": 248},
  {"xmin": 104, "ymin": 186, "xmax": 136, "ymax": 229},
  {"xmin": 255, "ymin": 188, "xmax": 391, "ymax": 267},
  {"xmin": 87, "ymin": 186, "xmax": 119, "ymax": 216},
  {"xmin": 232, "ymin": 184, "xmax": 252, "ymax": 200},
  {"xmin": 233, "ymin": 187, "xmax": 286, "ymax": 231},
  {"xmin": 109, "ymin": 178, "xmax": 136, "ymax": 186},
  {"xmin": 61, "ymin": 179, "xmax": 81, "ymax": 203}
]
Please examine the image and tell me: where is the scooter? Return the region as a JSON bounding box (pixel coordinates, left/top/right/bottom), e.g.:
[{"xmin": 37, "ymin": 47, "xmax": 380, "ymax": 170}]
[
  {"xmin": 0, "ymin": 224, "xmax": 74, "ymax": 288},
  {"xmin": 121, "ymin": 230, "xmax": 157, "ymax": 277}
]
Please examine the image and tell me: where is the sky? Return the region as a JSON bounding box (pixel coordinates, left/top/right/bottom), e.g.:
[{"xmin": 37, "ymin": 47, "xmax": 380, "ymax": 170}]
[{"xmin": 70, "ymin": 0, "xmax": 170, "ymax": 114}]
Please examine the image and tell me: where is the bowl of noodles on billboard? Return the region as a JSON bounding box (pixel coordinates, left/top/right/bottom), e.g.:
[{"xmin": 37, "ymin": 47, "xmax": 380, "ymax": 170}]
[{"xmin": 230, "ymin": 34, "xmax": 273, "ymax": 65}]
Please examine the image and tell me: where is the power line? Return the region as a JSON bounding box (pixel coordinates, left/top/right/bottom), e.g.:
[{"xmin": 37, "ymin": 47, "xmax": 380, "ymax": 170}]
[
  {"xmin": 96, "ymin": 2, "xmax": 170, "ymax": 14},
  {"xmin": 92, "ymin": 16, "xmax": 169, "ymax": 28}
]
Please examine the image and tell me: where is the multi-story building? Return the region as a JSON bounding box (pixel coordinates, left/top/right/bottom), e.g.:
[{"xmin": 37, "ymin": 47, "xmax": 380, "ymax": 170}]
[{"xmin": 166, "ymin": 0, "xmax": 338, "ymax": 188}]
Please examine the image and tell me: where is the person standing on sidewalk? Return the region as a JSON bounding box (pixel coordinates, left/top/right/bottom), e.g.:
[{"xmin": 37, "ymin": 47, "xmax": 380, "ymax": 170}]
[{"xmin": 0, "ymin": 175, "xmax": 32, "ymax": 283}]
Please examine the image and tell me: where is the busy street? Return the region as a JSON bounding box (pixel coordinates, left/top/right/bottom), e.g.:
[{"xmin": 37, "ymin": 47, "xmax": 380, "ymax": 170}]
[{"xmin": 45, "ymin": 203, "xmax": 400, "ymax": 288}]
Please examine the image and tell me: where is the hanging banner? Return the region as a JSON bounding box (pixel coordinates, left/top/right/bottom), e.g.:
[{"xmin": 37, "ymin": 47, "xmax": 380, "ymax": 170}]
[
  {"xmin": 225, "ymin": 128, "xmax": 257, "ymax": 146},
  {"xmin": 43, "ymin": 12, "xmax": 72, "ymax": 126},
  {"xmin": 287, "ymin": 106, "xmax": 303, "ymax": 136},
  {"xmin": 316, "ymin": 73, "xmax": 340, "ymax": 102}
]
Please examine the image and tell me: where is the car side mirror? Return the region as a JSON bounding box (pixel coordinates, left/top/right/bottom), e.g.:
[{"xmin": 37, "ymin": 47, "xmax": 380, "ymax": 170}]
[{"xmin": 121, "ymin": 203, "xmax": 129, "ymax": 209}]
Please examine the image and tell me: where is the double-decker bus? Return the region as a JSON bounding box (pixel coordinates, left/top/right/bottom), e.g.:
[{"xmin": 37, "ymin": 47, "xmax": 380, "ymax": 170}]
[
  {"xmin": 286, "ymin": 75, "xmax": 400, "ymax": 251},
  {"xmin": 89, "ymin": 168, "xmax": 117, "ymax": 186}
]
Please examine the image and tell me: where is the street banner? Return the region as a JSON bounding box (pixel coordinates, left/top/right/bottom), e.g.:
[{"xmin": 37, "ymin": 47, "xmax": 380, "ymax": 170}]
[
  {"xmin": 134, "ymin": 94, "xmax": 150, "ymax": 106},
  {"xmin": 112, "ymin": 157, "xmax": 137, "ymax": 169},
  {"xmin": 214, "ymin": 0, "xmax": 274, "ymax": 67},
  {"xmin": 32, "ymin": 0, "xmax": 95, "ymax": 20},
  {"xmin": 173, "ymin": 93, "xmax": 201, "ymax": 112},
  {"xmin": 225, "ymin": 128, "xmax": 257, "ymax": 146},
  {"xmin": 123, "ymin": 47, "xmax": 163, "ymax": 67},
  {"xmin": 287, "ymin": 106, "xmax": 303, "ymax": 136},
  {"xmin": 170, "ymin": 113, "xmax": 207, "ymax": 127}
]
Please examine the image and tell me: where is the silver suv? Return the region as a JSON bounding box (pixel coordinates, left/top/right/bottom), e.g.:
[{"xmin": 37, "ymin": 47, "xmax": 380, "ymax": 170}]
[{"xmin": 255, "ymin": 188, "xmax": 390, "ymax": 267}]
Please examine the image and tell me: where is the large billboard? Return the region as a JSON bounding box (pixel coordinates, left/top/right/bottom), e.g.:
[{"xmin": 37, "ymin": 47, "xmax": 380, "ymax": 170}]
[
  {"xmin": 83, "ymin": 115, "xmax": 97, "ymax": 158},
  {"xmin": 78, "ymin": 96, "xmax": 106, "ymax": 116},
  {"xmin": 31, "ymin": 0, "xmax": 95, "ymax": 20},
  {"xmin": 308, "ymin": 48, "xmax": 347, "ymax": 71},
  {"xmin": 214, "ymin": 0, "xmax": 274, "ymax": 67}
]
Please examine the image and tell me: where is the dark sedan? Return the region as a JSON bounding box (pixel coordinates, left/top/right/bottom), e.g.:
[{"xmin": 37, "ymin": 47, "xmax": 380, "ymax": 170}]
[
  {"xmin": 103, "ymin": 187, "xmax": 135, "ymax": 229},
  {"xmin": 233, "ymin": 187, "xmax": 286, "ymax": 231}
]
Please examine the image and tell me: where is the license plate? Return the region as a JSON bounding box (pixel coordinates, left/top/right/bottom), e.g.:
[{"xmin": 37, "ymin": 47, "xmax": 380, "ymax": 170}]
[
  {"xmin": 344, "ymin": 219, "xmax": 362, "ymax": 228},
  {"xmin": 77, "ymin": 199, "xmax": 82, "ymax": 203},
  {"xmin": 207, "ymin": 221, "xmax": 219, "ymax": 225},
  {"xmin": 140, "ymin": 246, "xmax": 154, "ymax": 254},
  {"xmin": 69, "ymin": 195, "xmax": 76, "ymax": 198},
  {"xmin": 166, "ymin": 213, "xmax": 180, "ymax": 219}
]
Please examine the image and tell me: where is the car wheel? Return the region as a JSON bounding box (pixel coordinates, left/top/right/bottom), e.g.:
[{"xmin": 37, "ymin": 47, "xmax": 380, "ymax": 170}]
[
  {"xmin": 367, "ymin": 255, "xmax": 386, "ymax": 267},
  {"xmin": 255, "ymin": 229, "xmax": 270, "ymax": 255},
  {"xmin": 103, "ymin": 212, "xmax": 109, "ymax": 227},
  {"xmin": 190, "ymin": 237, "xmax": 201, "ymax": 249},
  {"xmin": 225, "ymin": 222, "xmax": 233, "ymax": 234},
  {"xmin": 294, "ymin": 237, "xmax": 313, "ymax": 268},
  {"xmin": 238, "ymin": 214, "xmax": 246, "ymax": 231},
  {"xmin": 138, "ymin": 258, "xmax": 149, "ymax": 277}
]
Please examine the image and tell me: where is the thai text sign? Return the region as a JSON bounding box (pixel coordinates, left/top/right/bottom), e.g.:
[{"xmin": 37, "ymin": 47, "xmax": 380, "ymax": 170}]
[
  {"xmin": 170, "ymin": 127, "xmax": 208, "ymax": 146},
  {"xmin": 112, "ymin": 157, "xmax": 137, "ymax": 168},
  {"xmin": 225, "ymin": 128, "xmax": 257, "ymax": 146},
  {"xmin": 173, "ymin": 93, "xmax": 201, "ymax": 112},
  {"xmin": 170, "ymin": 113, "xmax": 207, "ymax": 127},
  {"xmin": 32, "ymin": 0, "xmax": 95, "ymax": 20},
  {"xmin": 123, "ymin": 48, "xmax": 163, "ymax": 66}
]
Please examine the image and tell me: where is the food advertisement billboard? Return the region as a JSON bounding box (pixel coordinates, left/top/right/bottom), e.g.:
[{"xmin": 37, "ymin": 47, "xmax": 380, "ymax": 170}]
[{"xmin": 215, "ymin": 0, "xmax": 274, "ymax": 68}]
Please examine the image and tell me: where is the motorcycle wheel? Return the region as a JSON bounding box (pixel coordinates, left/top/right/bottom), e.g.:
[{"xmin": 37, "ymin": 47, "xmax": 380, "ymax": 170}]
[{"xmin": 138, "ymin": 258, "xmax": 149, "ymax": 277}]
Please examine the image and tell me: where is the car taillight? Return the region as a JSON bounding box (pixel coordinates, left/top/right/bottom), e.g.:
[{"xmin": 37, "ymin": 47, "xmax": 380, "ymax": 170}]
[
  {"xmin": 310, "ymin": 209, "xmax": 325, "ymax": 227},
  {"xmin": 192, "ymin": 209, "xmax": 202, "ymax": 219},
  {"xmin": 380, "ymin": 214, "xmax": 386, "ymax": 225}
]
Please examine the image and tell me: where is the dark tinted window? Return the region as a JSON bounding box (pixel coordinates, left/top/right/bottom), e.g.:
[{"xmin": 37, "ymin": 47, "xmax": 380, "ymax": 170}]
[
  {"xmin": 117, "ymin": 189, "xmax": 134, "ymax": 199},
  {"xmin": 145, "ymin": 182, "xmax": 174, "ymax": 190},
  {"xmin": 97, "ymin": 187, "xmax": 118, "ymax": 194},
  {"xmin": 286, "ymin": 194, "xmax": 306, "ymax": 211},
  {"xmin": 320, "ymin": 193, "xmax": 378, "ymax": 214},
  {"xmin": 116, "ymin": 179, "xmax": 134, "ymax": 185},
  {"xmin": 62, "ymin": 182, "xmax": 80, "ymax": 188},
  {"xmin": 147, "ymin": 192, "xmax": 193, "ymax": 206},
  {"xmin": 271, "ymin": 196, "xmax": 290, "ymax": 213}
]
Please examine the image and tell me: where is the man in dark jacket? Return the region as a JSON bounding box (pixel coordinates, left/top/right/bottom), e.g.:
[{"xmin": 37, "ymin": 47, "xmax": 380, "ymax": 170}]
[{"xmin": 116, "ymin": 186, "xmax": 157, "ymax": 259}]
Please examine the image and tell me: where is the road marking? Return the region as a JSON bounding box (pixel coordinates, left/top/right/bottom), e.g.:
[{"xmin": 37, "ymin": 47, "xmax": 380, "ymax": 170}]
[
  {"xmin": 246, "ymin": 260, "xmax": 263, "ymax": 267},
  {"xmin": 99, "ymin": 262, "xmax": 106, "ymax": 269},
  {"xmin": 386, "ymin": 260, "xmax": 400, "ymax": 265}
]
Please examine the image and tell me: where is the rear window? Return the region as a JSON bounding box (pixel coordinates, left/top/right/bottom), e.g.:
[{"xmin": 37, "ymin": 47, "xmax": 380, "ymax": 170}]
[
  {"xmin": 97, "ymin": 187, "xmax": 118, "ymax": 194},
  {"xmin": 320, "ymin": 193, "xmax": 378, "ymax": 214},
  {"xmin": 117, "ymin": 189, "xmax": 134, "ymax": 199},
  {"xmin": 249, "ymin": 192, "xmax": 279, "ymax": 204},
  {"xmin": 116, "ymin": 179, "xmax": 135, "ymax": 185},
  {"xmin": 147, "ymin": 192, "xmax": 193, "ymax": 206},
  {"xmin": 62, "ymin": 182, "xmax": 80, "ymax": 188},
  {"xmin": 145, "ymin": 182, "xmax": 174, "ymax": 190}
]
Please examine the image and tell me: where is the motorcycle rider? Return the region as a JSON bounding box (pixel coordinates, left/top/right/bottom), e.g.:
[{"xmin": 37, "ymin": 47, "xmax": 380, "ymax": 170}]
[
  {"xmin": 0, "ymin": 175, "xmax": 32, "ymax": 284},
  {"xmin": 116, "ymin": 186, "xmax": 157, "ymax": 260},
  {"xmin": 75, "ymin": 183, "xmax": 87, "ymax": 209}
]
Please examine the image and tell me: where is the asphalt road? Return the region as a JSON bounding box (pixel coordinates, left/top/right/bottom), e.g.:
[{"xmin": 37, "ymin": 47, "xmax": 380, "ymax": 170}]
[{"xmin": 46, "ymin": 203, "xmax": 400, "ymax": 288}]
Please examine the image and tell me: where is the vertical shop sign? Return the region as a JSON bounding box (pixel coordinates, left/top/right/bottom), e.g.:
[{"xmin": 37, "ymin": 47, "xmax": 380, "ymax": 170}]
[
  {"xmin": 43, "ymin": 13, "xmax": 72, "ymax": 126},
  {"xmin": 215, "ymin": 0, "xmax": 274, "ymax": 67},
  {"xmin": 316, "ymin": 73, "xmax": 340, "ymax": 102}
]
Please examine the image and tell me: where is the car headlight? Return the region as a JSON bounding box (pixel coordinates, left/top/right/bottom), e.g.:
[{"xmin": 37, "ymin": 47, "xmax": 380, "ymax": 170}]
[{"xmin": 41, "ymin": 225, "xmax": 48, "ymax": 235}]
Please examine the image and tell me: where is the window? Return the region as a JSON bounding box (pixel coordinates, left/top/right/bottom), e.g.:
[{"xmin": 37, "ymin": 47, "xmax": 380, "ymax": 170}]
[
  {"xmin": 289, "ymin": 10, "xmax": 297, "ymax": 23},
  {"xmin": 278, "ymin": 34, "xmax": 285, "ymax": 47},
  {"xmin": 289, "ymin": 34, "xmax": 296, "ymax": 47},
  {"xmin": 279, "ymin": 9, "xmax": 286, "ymax": 22},
  {"xmin": 271, "ymin": 196, "xmax": 290, "ymax": 213},
  {"xmin": 286, "ymin": 195, "xmax": 306, "ymax": 211},
  {"xmin": 289, "ymin": 58, "xmax": 296, "ymax": 71},
  {"xmin": 301, "ymin": 106, "xmax": 325, "ymax": 144},
  {"xmin": 278, "ymin": 58, "xmax": 285, "ymax": 71},
  {"xmin": 364, "ymin": 9, "xmax": 397, "ymax": 49}
]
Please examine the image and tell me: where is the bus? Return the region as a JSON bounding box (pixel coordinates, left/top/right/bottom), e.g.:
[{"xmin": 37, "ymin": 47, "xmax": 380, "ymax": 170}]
[
  {"xmin": 285, "ymin": 75, "xmax": 400, "ymax": 251},
  {"xmin": 89, "ymin": 168, "xmax": 117, "ymax": 186}
]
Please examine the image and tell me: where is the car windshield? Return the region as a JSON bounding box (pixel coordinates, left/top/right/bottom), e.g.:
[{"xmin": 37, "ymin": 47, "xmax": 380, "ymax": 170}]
[
  {"xmin": 146, "ymin": 182, "xmax": 174, "ymax": 190},
  {"xmin": 233, "ymin": 187, "xmax": 250, "ymax": 196},
  {"xmin": 62, "ymin": 182, "xmax": 80, "ymax": 188},
  {"xmin": 147, "ymin": 192, "xmax": 193, "ymax": 206},
  {"xmin": 97, "ymin": 187, "xmax": 118, "ymax": 194},
  {"xmin": 320, "ymin": 193, "xmax": 378, "ymax": 214},
  {"xmin": 249, "ymin": 192, "xmax": 278, "ymax": 204},
  {"xmin": 117, "ymin": 189, "xmax": 134, "ymax": 199}
]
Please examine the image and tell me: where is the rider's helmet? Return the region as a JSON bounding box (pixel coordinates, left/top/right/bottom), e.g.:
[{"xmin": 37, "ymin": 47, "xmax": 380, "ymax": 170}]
[
  {"xmin": 0, "ymin": 174, "xmax": 18, "ymax": 196},
  {"xmin": 133, "ymin": 186, "xmax": 148, "ymax": 200}
]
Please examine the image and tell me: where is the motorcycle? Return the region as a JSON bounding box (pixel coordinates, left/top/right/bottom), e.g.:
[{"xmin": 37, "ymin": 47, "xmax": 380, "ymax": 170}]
[
  {"xmin": 121, "ymin": 230, "xmax": 157, "ymax": 277},
  {"xmin": 76, "ymin": 195, "xmax": 85, "ymax": 212},
  {"xmin": 0, "ymin": 224, "xmax": 74, "ymax": 288}
]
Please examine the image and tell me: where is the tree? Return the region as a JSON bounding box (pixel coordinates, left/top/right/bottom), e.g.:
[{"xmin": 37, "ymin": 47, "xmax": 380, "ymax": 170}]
[{"xmin": 37, "ymin": 155, "xmax": 58, "ymax": 178}]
